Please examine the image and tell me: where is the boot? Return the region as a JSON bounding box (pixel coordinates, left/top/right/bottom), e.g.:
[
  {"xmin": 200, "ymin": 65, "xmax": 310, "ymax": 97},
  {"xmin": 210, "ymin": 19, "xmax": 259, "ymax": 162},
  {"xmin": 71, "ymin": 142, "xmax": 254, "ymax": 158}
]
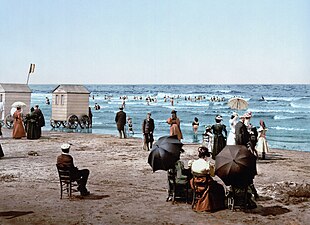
[
  {"xmin": 249, "ymin": 184, "xmax": 259, "ymax": 200},
  {"xmin": 262, "ymin": 152, "xmax": 266, "ymax": 160}
]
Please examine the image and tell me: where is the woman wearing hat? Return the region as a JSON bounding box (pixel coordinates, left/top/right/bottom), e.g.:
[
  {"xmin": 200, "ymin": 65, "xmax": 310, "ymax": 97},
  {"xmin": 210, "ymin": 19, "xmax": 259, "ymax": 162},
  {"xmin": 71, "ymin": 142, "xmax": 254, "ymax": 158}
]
[
  {"xmin": 256, "ymin": 120, "xmax": 269, "ymax": 159},
  {"xmin": 167, "ymin": 110, "xmax": 183, "ymax": 140},
  {"xmin": 227, "ymin": 112, "xmax": 238, "ymax": 145},
  {"xmin": 190, "ymin": 146, "xmax": 225, "ymax": 212},
  {"xmin": 211, "ymin": 115, "xmax": 227, "ymax": 159}
]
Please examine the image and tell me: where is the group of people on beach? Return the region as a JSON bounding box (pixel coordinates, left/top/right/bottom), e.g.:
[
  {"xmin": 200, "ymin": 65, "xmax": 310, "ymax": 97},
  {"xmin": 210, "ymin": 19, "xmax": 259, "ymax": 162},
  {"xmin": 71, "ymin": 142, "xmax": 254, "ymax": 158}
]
[
  {"xmin": 11, "ymin": 105, "xmax": 45, "ymax": 140},
  {"xmin": 191, "ymin": 112, "xmax": 269, "ymax": 160},
  {"xmin": 165, "ymin": 111, "xmax": 269, "ymax": 212}
]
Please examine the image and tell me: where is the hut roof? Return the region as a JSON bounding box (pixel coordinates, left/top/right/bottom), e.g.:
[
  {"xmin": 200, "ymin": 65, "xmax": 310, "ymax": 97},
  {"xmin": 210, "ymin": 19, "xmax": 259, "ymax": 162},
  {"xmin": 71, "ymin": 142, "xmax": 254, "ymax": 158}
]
[
  {"xmin": 0, "ymin": 83, "xmax": 32, "ymax": 93},
  {"xmin": 52, "ymin": 85, "xmax": 90, "ymax": 94}
]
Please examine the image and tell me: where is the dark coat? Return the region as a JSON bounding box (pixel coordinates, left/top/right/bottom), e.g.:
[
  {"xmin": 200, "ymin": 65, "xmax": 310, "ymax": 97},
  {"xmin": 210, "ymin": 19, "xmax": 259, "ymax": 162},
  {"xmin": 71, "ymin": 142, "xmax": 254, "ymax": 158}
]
[
  {"xmin": 211, "ymin": 123, "xmax": 227, "ymax": 159},
  {"xmin": 25, "ymin": 112, "xmax": 40, "ymax": 140},
  {"xmin": 142, "ymin": 118, "xmax": 155, "ymax": 134},
  {"xmin": 57, "ymin": 154, "xmax": 79, "ymax": 177},
  {"xmin": 35, "ymin": 108, "xmax": 45, "ymax": 127},
  {"xmin": 235, "ymin": 121, "xmax": 249, "ymax": 146},
  {"xmin": 115, "ymin": 110, "xmax": 127, "ymax": 130}
]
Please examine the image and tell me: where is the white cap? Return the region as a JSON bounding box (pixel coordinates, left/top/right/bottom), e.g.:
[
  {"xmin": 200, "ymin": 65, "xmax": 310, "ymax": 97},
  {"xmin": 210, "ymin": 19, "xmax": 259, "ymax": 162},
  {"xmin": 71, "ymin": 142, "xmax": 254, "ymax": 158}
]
[{"xmin": 61, "ymin": 143, "xmax": 71, "ymax": 150}]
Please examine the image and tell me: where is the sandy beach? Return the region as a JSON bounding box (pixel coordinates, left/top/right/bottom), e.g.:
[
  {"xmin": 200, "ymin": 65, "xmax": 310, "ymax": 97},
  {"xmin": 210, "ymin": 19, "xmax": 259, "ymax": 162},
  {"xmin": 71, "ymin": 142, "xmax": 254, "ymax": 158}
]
[{"xmin": 0, "ymin": 128, "xmax": 309, "ymax": 225}]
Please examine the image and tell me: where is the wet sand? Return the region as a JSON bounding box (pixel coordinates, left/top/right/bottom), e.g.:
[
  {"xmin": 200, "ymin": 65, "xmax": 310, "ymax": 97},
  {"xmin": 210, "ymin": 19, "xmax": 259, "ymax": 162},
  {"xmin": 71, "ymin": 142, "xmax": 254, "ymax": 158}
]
[{"xmin": 0, "ymin": 128, "xmax": 309, "ymax": 225}]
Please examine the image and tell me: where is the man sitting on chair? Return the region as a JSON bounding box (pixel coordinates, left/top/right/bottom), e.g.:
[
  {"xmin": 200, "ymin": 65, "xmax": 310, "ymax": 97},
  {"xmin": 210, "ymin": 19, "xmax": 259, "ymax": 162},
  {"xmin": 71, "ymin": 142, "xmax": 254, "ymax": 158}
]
[{"xmin": 56, "ymin": 143, "xmax": 90, "ymax": 196}]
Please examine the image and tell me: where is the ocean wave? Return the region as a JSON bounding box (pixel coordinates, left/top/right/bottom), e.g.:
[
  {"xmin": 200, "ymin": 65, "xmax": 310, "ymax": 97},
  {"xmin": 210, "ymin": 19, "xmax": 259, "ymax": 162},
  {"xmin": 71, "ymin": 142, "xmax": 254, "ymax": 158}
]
[
  {"xmin": 273, "ymin": 115, "xmax": 295, "ymax": 120},
  {"xmin": 264, "ymin": 97, "xmax": 302, "ymax": 102},
  {"xmin": 290, "ymin": 102, "xmax": 310, "ymax": 109},
  {"xmin": 270, "ymin": 126, "xmax": 307, "ymax": 131}
]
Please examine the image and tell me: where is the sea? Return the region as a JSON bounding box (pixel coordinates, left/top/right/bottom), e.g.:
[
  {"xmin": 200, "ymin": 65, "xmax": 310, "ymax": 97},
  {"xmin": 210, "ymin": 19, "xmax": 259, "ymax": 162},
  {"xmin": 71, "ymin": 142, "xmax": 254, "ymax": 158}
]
[{"xmin": 29, "ymin": 84, "xmax": 310, "ymax": 152}]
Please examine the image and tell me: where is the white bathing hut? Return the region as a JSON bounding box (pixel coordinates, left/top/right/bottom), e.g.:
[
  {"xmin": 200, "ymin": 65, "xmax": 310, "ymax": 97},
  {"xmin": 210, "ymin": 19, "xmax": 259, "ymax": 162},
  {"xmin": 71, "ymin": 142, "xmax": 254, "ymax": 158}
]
[
  {"xmin": 51, "ymin": 84, "xmax": 90, "ymax": 129},
  {"xmin": 0, "ymin": 83, "xmax": 32, "ymax": 128}
]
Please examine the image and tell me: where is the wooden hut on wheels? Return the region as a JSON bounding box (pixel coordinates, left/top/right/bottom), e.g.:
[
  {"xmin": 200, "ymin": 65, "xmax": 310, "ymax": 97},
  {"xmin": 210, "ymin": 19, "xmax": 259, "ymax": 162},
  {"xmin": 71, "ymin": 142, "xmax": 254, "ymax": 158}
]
[
  {"xmin": 51, "ymin": 84, "xmax": 91, "ymax": 129},
  {"xmin": 0, "ymin": 83, "xmax": 32, "ymax": 128}
]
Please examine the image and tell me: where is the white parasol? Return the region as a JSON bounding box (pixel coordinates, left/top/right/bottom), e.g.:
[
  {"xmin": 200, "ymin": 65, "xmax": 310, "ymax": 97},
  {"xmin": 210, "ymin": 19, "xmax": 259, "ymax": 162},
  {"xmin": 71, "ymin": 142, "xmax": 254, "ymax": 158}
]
[
  {"xmin": 228, "ymin": 97, "xmax": 248, "ymax": 110},
  {"xmin": 11, "ymin": 101, "xmax": 27, "ymax": 108}
]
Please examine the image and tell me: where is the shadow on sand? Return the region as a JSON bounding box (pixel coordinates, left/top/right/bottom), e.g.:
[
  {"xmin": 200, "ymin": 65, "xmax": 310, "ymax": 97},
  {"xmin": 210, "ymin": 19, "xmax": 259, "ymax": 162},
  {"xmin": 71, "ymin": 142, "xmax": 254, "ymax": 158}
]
[
  {"xmin": 249, "ymin": 205, "xmax": 290, "ymax": 216},
  {"xmin": 0, "ymin": 211, "xmax": 34, "ymax": 219},
  {"xmin": 72, "ymin": 194, "xmax": 110, "ymax": 200}
]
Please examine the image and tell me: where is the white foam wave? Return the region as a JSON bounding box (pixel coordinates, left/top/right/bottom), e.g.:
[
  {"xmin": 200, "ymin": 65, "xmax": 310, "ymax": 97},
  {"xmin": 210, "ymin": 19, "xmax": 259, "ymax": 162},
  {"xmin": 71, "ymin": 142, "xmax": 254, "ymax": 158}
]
[
  {"xmin": 290, "ymin": 102, "xmax": 310, "ymax": 109},
  {"xmin": 270, "ymin": 126, "xmax": 306, "ymax": 131},
  {"xmin": 273, "ymin": 115, "xmax": 295, "ymax": 120}
]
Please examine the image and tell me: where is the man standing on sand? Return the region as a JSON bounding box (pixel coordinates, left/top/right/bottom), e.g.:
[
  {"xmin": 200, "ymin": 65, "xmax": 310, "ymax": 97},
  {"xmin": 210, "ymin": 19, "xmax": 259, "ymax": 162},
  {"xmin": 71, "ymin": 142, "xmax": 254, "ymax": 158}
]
[
  {"xmin": 235, "ymin": 113, "xmax": 259, "ymax": 199},
  {"xmin": 34, "ymin": 105, "xmax": 45, "ymax": 138},
  {"xmin": 235, "ymin": 114, "xmax": 249, "ymax": 146},
  {"xmin": 142, "ymin": 112, "xmax": 155, "ymax": 150},
  {"xmin": 57, "ymin": 143, "xmax": 90, "ymax": 196},
  {"xmin": 115, "ymin": 107, "xmax": 127, "ymax": 138}
]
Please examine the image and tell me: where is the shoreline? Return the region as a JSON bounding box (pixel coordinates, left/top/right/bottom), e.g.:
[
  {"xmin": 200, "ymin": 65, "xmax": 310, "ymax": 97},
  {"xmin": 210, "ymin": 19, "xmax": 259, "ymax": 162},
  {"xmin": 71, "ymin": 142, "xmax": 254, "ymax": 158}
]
[
  {"xmin": 1, "ymin": 129, "xmax": 309, "ymax": 224},
  {"xmin": 2, "ymin": 127, "xmax": 307, "ymax": 152}
]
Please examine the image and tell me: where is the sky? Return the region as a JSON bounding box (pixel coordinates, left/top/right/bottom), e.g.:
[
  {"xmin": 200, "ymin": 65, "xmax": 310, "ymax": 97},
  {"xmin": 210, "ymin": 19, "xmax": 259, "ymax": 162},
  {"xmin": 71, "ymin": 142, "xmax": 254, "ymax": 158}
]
[{"xmin": 0, "ymin": 0, "xmax": 309, "ymax": 84}]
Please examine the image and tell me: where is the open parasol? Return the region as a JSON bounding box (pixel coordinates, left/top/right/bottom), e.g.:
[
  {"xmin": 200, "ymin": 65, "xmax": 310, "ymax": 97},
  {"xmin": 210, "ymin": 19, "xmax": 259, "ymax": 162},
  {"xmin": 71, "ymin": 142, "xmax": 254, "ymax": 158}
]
[
  {"xmin": 215, "ymin": 145, "xmax": 257, "ymax": 187},
  {"xmin": 148, "ymin": 136, "xmax": 184, "ymax": 172},
  {"xmin": 227, "ymin": 97, "xmax": 248, "ymax": 110}
]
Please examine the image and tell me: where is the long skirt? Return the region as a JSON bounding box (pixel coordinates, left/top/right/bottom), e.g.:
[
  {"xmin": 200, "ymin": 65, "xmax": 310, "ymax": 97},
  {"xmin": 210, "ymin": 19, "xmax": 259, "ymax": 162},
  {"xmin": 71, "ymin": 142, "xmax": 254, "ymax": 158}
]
[
  {"xmin": 226, "ymin": 131, "xmax": 236, "ymax": 145},
  {"xmin": 191, "ymin": 176, "xmax": 225, "ymax": 212},
  {"xmin": 12, "ymin": 120, "xmax": 26, "ymax": 139},
  {"xmin": 212, "ymin": 135, "xmax": 226, "ymax": 159},
  {"xmin": 256, "ymin": 137, "xmax": 269, "ymax": 154}
]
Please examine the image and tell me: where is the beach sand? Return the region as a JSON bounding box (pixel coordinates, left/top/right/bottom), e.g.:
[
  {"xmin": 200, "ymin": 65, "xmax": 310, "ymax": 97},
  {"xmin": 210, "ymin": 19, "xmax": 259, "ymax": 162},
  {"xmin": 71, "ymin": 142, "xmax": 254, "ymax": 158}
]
[{"xmin": 0, "ymin": 128, "xmax": 309, "ymax": 225}]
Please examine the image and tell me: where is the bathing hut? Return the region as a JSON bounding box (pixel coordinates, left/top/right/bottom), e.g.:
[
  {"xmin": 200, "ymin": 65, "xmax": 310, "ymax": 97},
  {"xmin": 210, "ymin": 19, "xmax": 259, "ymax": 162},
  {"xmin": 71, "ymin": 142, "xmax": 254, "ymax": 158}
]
[
  {"xmin": 51, "ymin": 84, "xmax": 90, "ymax": 129},
  {"xmin": 0, "ymin": 83, "xmax": 32, "ymax": 128}
]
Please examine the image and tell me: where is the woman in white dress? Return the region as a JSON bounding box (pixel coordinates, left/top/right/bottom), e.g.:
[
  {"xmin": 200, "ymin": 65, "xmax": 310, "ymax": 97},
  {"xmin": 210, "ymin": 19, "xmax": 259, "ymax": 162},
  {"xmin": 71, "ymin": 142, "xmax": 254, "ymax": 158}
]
[
  {"xmin": 256, "ymin": 120, "xmax": 269, "ymax": 159},
  {"xmin": 226, "ymin": 112, "xmax": 238, "ymax": 145}
]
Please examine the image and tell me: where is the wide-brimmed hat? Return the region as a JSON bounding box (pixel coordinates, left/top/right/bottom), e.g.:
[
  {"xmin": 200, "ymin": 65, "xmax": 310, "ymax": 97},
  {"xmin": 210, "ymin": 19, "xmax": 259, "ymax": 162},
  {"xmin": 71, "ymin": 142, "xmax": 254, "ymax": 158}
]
[
  {"xmin": 215, "ymin": 115, "xmax": 222, "ymax": 120},
  {"xmin": 171, "ymin": 110, "xmax": 177, "ymax": 114},
  {"xmin": 61, "ymin": 143, "xmax": 71, "ymax": 150}
]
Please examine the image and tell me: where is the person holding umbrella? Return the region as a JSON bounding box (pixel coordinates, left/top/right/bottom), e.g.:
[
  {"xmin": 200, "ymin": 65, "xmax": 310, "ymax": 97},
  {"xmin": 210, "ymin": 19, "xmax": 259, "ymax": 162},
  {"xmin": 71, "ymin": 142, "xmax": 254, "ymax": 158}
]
[
  {"xmin": 12, "ymin": 106, "xmax": 26, "ymax": 139},
  {"xmin": 227, "ymin": 112, "xmax": 238, "ymax": 145},
  {"xmin": 211, "ymin": 115, "xmax": 227, "ymax": 160}
]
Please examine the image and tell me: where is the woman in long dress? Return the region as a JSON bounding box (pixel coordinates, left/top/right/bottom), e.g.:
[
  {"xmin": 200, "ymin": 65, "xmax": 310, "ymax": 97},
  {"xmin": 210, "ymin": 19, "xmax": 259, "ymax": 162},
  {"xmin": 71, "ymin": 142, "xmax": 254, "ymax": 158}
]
[
  {"xmin": 167, "ymin": 110, "xmax": 183, "ymax": 140},
  {"xmin": 12, "ymin": 107, "xmax": 26, "ymax": 139},
  {"xmin": 25, "ymin": 107, "xmax": 40, "ymax": 140},
  {"xmin": 256, "ymin": 120, "xmax": 269, "ymax": 159},
  {"xmin": 226, "ymin": 112, "xmax": 238, "ymax": 145},
  {"xmin": 190, "ymin": 147, "xmax": 225, "ymax": 212},
  {"xmin": 211, "ymin": 115, "xmax": 227, "ymax": 159}
]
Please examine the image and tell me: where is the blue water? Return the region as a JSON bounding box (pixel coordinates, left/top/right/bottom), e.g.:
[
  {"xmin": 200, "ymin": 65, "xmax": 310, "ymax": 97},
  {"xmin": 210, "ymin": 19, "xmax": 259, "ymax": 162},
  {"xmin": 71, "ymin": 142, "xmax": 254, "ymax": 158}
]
[{"xmin": 29, "ymin": 84, "xmax": 310, "ymax": 152}]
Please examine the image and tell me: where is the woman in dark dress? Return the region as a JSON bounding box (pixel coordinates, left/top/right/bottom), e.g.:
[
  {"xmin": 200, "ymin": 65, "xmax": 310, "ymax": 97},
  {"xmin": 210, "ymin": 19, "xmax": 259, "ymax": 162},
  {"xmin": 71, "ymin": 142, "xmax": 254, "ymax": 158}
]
[
  {"xmin": 211, "ymin": 115, "xmax": 227, "ymax": 159},
  {"xmin": 25, "ymin": 107, "xmax": 40, "ymax": 140}
]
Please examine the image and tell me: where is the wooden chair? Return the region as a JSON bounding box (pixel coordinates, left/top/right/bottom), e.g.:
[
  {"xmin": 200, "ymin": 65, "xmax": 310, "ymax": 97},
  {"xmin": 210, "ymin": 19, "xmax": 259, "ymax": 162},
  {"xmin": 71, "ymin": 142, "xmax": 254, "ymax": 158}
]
[
  {"xmin": 166, "ymin": 168, "xmax": 190, "ymax": 204},
  {"xmin": 56, "ymin": 164, "xmax": 79, "ymax": 199}
]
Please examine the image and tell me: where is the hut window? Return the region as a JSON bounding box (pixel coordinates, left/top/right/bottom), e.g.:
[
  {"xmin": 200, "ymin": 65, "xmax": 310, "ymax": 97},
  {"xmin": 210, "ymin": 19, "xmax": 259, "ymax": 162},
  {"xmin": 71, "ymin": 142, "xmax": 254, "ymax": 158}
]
[
  {"xmin": 55, "ymin": 95, "xmax": 59, "ymax": 105},
  {"xmin": 0, "ymin": 94, "xmax": 2, "ymax": 102},
  {"xmin": 61, "ymin": 95, "xmax": 65, "ymax": 105}
]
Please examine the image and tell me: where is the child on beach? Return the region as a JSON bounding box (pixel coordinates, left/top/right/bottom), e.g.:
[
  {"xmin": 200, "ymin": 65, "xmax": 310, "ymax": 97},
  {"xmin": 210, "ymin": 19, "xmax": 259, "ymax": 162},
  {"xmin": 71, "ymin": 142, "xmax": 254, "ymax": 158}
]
[
  {"xmin": 202, "ymin": 125, "xmax": 213, "ymax": 153},
  {"xmin": 127, "ymin": 116, "xmax": 134, "ymax": 136}
]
